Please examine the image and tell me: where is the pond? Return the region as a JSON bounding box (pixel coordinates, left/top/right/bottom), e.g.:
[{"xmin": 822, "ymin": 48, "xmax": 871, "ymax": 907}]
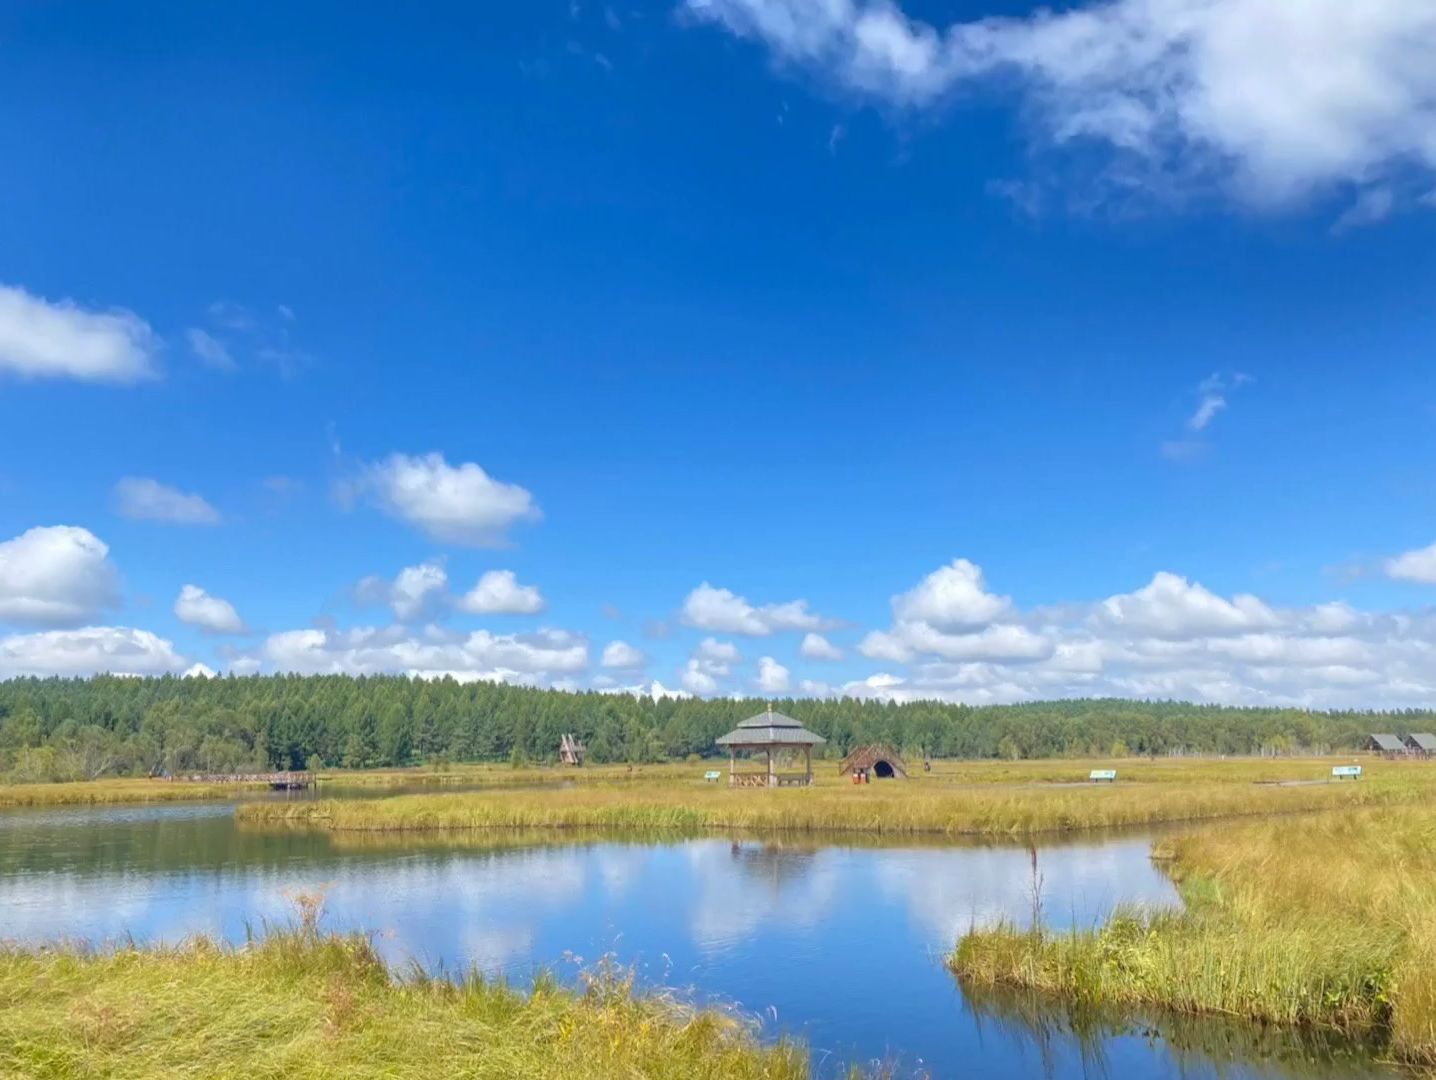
[{"xmin": 0, "ymin": 802, "xmax": 1397, "ymax": 1079}]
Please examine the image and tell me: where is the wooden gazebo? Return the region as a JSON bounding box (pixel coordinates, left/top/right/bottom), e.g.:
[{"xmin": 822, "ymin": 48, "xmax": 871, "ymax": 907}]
[{"xmin": 715, "ymin": 707, "xmax": 825, "ymax": 788}]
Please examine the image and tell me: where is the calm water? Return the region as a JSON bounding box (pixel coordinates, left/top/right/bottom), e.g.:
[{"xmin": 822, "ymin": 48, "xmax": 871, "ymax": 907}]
[{"xmin": 0, "ymin": 802, "xmax": 1396, "ymax": 1079}]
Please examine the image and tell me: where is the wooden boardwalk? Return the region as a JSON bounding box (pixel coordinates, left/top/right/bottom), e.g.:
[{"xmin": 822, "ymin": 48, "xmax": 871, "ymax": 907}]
[{"xmin": 171, "ymin": 772, "xmax": 316, "ymax": 790}]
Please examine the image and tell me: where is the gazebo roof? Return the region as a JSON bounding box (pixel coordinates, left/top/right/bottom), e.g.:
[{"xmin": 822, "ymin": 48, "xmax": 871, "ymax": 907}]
[{"xmin": 715, "ymin": 707, "xmax": 826, "ymax": 747}]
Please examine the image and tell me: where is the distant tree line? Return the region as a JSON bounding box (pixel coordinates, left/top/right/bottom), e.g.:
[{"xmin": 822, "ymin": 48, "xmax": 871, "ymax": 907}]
[{"xmin": 0, "ymin": 674, "xmax": 1427, "ymax": 782}]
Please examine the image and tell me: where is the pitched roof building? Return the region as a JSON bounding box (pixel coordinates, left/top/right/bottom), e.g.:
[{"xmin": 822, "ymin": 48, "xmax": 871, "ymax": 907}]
[{"xmin": 715, "ymin": 707, "xmax": 825, "ymax": 788}]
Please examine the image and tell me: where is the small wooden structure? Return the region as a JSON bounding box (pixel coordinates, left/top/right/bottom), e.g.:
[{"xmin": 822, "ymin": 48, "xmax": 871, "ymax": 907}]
[
  {"xmin": 172, "ymin": 772, "xmax": 314, "ymax": 791},
  {"xmin": 839, "ymin": 743, "xmax": 908, "ymax": 780},
  {"xmin": 1368, "ymin": 734, "xmax": 1408, "ymax": 759},
  {"xmin": 1405, "ymin": 734, "xmax": 1436, "ymax": 758},
  {"xmin": 715, "ymin": 706, "xmax": 825, "ymax": 788},
  {"xmin": 559, "ymin": 734, "xmax": 586, "ymax": 767}
]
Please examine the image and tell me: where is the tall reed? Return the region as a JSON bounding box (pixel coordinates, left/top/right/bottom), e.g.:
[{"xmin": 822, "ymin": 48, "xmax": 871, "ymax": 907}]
[
  {"xmin": 951, "ymin": 804, "xmax": 1436, "ymax": 1065},
  {"xmin": 0, "ymin": 924, "xmax": 816, "ymax": 1079}
]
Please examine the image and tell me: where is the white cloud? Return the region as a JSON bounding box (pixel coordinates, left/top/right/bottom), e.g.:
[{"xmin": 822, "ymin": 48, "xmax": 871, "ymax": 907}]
[
  {"xmin": 681, "ymin": 660, "xmax": 720, "ymax": 695},
  {"xmin": 457, "ymin": 570, "xmax": 546, "ymax": 615},
  {"xmin": 114, "ymin": 478, "xmax": 221, "ymax": 526},
  {"xmin": 694, "ymin": 636, "xmax": 742, "ymax": 666},
  {"xmin": 1096, "ymin": 571, "xmax": 1279, "ymax": 637},
  {"xmin": 799, "ymin": 632, "xmax": 843, "ymax": 660},
  {"xmin": 680, "ymin": 582, "xmax": 835, "ymax": 635},
  {"xmin": 0, "ymin": 626, "xmax": 187, "ymax": 677},
  {"xmin": 1386, "ymin": 541, "xmax": 1436, "ymax": 584},
  {"xmin": 684, "ymin": 0, "xmax": 1436, "ymax": 209},
  {"xmin": 260, "ymin": 625, "xmax": 588, "ymax": 683},
  {"xmin": 798, "ymin": 678, "xmax": 833, "ymax": 696},
  {"xmin": 183, "ymin": 662, "xmax": 218, "ymax": 679},
  {"xmin": 340, "ymin": 453, "xmax": 540, "ymax": 546},
  {"xmin": 755, "ymin": 656, "xmax": 792, "ymax": 693},
  {"xmin": 835, "ymin": 555, "xmax": 1436, "ymax": 708},
  {"xmin": 185, "ymin": 328, "xmax": 236, "ymax": 372},
  {"xmin": 1189, "ymin": 379, "xmax": 1226, "ymax": 431},
  {"xmin": 174, "ymin": 585, "xmax": 246, "ymax": 635},
  {"xmin": 0, "ymin": 284, "xmax": 158, "ymax": 383},
  {"xmin": 892, "ymin": 559, "xmax": 1011, "ymax": 629},
  {"xmin": 601, "ymin": 640, "xmax": 646, "ymax": 668},
  {"xmin": 0, "ymin": 526, "xmax": 120, "ymax": 627}
]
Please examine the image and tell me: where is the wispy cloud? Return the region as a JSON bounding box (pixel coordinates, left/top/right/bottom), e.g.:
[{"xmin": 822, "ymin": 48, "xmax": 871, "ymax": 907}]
[
  {"xmin": 1164, "ymin": 372, "xmax": 1252, "ymax": 460},
  {"xmin": 683, "ymin": 0, "xmax": 1436, "ymax": 215}
]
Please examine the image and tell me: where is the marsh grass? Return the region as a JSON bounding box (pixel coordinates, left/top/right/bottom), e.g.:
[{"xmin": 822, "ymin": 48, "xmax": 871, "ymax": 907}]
[
  {"xmin": 0, "ymin": 777, "xmax": 273, "ymax": 809},
  {"xmin": 0, "ymin": 923, "xmax": 816, "ymax": 1079},
  {"xmin": 235, "ymin": 771, "xmax": 1419, "ymax": 838},
  {"xmin": 951, "ymin": 804, "xmax": 1436, "ymax": 1066}
]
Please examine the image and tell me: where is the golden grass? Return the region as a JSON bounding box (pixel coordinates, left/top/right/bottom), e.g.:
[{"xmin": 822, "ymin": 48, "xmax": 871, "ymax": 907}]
[
  {"xmin": 951, "ymin": 803, "xmax": 1436, "ymax": 1066},
  {"xmin": 0, "ymin": 777, "xmax": 273, "ymax": 809},
  {"xmin": 236, "ymin": 769, "xmax": 1419, "ymax": 838},
  {"xmin": 0, "ymin": 926, "xmax": 815, "ymax": 1080}
]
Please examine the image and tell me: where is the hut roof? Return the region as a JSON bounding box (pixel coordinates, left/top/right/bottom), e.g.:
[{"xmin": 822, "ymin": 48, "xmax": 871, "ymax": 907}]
[
  {"xmin": 715, "ymin": 707, "xmax": 826, "ymax": 747},
  {"xmin": 1407, "ymin": 733, "xmax": 1436, "ymax": 752},
  {"xmin": 1369, "ymin": 734, "xmax": 1407, "ymax": 753}
]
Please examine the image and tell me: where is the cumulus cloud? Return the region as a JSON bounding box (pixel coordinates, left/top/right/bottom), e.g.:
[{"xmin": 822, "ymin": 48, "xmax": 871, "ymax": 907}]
[
  {"xmin": 114, "ymin": 478, "xmax": 221, "ymax": 525},
  {"xmin": 845, "ymin": 557, "xmax": 1436, "ymax": 709},
  {"xmin": 680, "ymin": 636, "xmax": 744, "ymax": 694},
  {"xmin": 457, "ymin": 570, "xmax": 546, "ymax": 615},
  {"xmin": 1386, "ymin": 541, "xmax": 1436, "ymax": 584},
  {"xmin": 892, "ymin": 559, "xmax": 1011, "ymax": 629},
  {"xmin": 260, "ymin": 624, "xmax": 588, "ymax": 684},
  {"xmin": 0, "ymin": 626, "xmax": 187, "ymax": 677},
  {"xmin": 0, "ymin": 526, "xmax": 120, "ymax": 627},
  {"xmin": 799, "ymin": 632, "xmax": 843, "ymax": 660},
  {"xmin": 601, "ymin": 640, "xmax": 646, "ymax": 668},
  {"xmin": 1095, "ymin": 571, "xmax": 1279, "ymax": 637},
  {"xmin": 755, "ymin": 656, "xmax": 792, "ymax": 693},
  {"xmin": 684, "ymin": 0, "xmax": 1436, "ymax": 210},
  {"xmin": 183, "ymin": 662, "xmax": 218, "ymax": 679},
  {"xmin": 338, "ymin": 453, "xmax": 540, "ymax": 546},
  {"xmin": 0, "ymin": 284, "xmax": 158, "ymax": 382},
  {"xmin": 173, "ymin": 585, "xmax": 246, "ymax": 635},
  {"xmin": 680, "ymin": 583, "xmax": 834, "ymax": 635}
]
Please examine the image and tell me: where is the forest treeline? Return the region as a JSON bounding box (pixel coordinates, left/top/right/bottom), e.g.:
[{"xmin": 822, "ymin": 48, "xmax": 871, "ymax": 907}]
[{"xmin": 0, "ymin": 674, "xmax": 1427, "ymax": 783}]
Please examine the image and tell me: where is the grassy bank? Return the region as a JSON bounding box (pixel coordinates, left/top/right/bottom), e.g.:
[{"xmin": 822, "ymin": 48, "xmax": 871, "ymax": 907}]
[
  {"xmin": 0, "ymin": 777, "xmax": 277, "ymax": 809},
  {"xmin": 236, "ymin": 770, "xmax": 1415, "ymax": 838},
  {"xmin": 950, "ymin": 804, "xmax": 1436, "ymax": 1066},
  {"xmin": 5, "ymin": 755, "xmax": 1416, "ymax": 809},
  {"xmin": 0, "ymin": 925, "xmax": 814, "ymax": 1080}
]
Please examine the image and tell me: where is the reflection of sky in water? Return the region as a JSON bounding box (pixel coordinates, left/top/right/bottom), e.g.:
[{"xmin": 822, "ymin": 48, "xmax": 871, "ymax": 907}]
[{"xmin": 0, "ymin": 808, "xmax": 1395, "ymax": 1080}]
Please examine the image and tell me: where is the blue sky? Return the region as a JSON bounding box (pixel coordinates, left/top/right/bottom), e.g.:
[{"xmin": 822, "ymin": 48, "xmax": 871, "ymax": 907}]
[{"xmin": 2, "ymin": 0, "xmax": 1436, "ymax": 707}]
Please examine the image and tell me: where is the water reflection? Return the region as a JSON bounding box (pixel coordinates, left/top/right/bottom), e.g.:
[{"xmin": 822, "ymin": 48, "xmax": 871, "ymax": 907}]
[
  {"xmin": 0, "ymin": 803, "xmax": 1399, "ymax": 1080},
  {"xmin": 962, "ymin": 984, "xmax": 1390, "ymax": 1080}
]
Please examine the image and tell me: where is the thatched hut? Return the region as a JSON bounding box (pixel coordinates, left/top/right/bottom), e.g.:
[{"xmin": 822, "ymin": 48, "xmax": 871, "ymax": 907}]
[{"xmin": 839, "ymin": 743, "xmax": 908, "ymax": 780}]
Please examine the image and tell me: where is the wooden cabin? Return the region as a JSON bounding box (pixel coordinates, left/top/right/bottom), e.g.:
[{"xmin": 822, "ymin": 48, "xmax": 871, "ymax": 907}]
[
  {"xmin": 839, "ymin": 743, "xmax": 908, "ymax": 780},
  {"xmin": 1405, "ymin": 733, "xmax": 1436, "ymax": 758},
  {"xmin": 559, "ymin": 733, "xmax": 586, "ymax": 766},
  {"xmin": 1368, "ymin": 734, "xmax": 1408, "ymax": 759}
]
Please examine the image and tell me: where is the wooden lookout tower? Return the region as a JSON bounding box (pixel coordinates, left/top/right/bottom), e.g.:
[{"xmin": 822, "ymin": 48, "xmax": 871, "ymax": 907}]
[
  {"xmin": 839, "ymin": 743, "xmax": 908, "ymax": 780},
  {"xmin": 715, "ymin": 706, "xmax": 825, "ymax": 788},
  {"xmin": 559, "ymin": 733, "xmax": 586, "ymax": 766}
]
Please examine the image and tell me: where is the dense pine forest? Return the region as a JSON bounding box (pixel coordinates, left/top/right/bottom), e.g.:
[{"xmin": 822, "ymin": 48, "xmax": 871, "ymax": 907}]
[{"xmin": 0, "ymin": 674, "xmax": 1427, "ymax": 782}]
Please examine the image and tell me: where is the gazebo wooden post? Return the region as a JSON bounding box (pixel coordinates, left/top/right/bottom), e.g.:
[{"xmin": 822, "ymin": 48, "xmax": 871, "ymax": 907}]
[
  {"xmin": 804, "ymin": 746, "xmax": 812, "ymax": 786},
  {"xmin": 767, "ymin": 747, "xmax": 776, "ymax": 788},
  {"xmin": 728, "ymin": 747, "xmax": 736, "ymax": 788}
]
